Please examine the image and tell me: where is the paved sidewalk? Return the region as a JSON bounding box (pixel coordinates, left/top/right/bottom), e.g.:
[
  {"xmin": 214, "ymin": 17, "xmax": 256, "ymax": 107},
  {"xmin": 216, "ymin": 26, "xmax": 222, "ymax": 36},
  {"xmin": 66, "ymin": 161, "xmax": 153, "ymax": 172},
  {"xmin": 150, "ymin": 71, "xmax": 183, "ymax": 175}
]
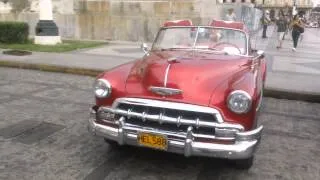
[
  {"xmin": 0, "ymin": 26, "xmax": 319, "ymax": 101},
  {"xmin": 264, "ymin": 27, "xmax": 320, "ymax": 99}
]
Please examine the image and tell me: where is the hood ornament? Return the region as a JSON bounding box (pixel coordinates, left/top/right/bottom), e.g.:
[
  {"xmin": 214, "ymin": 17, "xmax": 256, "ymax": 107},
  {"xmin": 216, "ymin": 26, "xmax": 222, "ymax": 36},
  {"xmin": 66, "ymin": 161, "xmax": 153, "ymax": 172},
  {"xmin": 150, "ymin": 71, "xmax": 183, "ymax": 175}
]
[{"xmin": 149, "ymin": 86, "xmax": 182, "ymax": 96}]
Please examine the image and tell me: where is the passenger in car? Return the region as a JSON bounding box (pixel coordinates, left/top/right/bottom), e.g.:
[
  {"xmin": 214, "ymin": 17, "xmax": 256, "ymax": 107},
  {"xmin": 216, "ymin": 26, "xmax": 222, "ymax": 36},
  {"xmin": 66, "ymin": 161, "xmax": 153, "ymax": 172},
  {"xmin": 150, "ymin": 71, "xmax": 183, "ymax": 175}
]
[{"xmin": 209, "ymin": 29, "xmax": 222, "ymax": 44}]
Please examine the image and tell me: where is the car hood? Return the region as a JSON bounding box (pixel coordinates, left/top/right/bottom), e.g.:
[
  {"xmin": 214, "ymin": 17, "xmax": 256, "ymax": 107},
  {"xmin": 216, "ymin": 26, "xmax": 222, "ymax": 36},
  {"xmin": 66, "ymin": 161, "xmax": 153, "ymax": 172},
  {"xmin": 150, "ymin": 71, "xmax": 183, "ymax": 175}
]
[{"xmin": 125, "ymin": 51, "xmax": 251, "ymax": 106}]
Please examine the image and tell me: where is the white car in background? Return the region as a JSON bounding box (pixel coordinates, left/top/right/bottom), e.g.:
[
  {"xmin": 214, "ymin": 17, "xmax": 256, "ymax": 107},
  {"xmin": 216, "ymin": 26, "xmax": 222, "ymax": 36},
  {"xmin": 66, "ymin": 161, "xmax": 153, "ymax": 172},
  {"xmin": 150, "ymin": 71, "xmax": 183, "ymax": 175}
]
[{"xmin": 306, "ymin": 22, "xmax": 319, "ymax": 28}]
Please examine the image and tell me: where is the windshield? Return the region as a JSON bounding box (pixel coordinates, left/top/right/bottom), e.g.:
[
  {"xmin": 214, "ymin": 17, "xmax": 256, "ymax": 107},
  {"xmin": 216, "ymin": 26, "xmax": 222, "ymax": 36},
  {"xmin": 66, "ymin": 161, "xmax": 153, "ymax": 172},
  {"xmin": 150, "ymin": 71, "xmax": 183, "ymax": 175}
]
[{"xmin": 152, "ymin": 27, "xmax": 247, "ymax": 55}]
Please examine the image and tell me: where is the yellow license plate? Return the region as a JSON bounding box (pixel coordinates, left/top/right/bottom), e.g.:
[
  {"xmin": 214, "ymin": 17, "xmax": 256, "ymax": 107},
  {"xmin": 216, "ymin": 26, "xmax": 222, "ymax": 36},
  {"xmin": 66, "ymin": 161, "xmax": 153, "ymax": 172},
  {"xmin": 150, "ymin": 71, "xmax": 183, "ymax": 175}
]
[{"xmin": 138, "ymin": 132, "xmax": 168, "ymax": 150}]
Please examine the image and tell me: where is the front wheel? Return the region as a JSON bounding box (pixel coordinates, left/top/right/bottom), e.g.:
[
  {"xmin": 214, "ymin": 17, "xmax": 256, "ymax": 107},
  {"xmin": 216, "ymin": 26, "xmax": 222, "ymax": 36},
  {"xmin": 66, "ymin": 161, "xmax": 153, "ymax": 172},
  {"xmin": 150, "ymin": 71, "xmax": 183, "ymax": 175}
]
[{"xmin": 233, "ymin": 156, "xmax": 254, "ymax": 170}]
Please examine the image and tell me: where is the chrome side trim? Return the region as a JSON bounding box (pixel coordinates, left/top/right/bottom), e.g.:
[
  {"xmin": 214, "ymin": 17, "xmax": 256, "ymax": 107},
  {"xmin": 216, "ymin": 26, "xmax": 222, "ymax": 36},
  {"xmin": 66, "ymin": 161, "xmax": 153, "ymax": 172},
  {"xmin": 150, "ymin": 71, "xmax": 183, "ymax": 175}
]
[
  {"xmin": 164, "ymin": 64, "xmax": 171, "ymax": 87},
  {"xmin": 149, "ymin": 86, "xmax": 182, "ymax": 96}
]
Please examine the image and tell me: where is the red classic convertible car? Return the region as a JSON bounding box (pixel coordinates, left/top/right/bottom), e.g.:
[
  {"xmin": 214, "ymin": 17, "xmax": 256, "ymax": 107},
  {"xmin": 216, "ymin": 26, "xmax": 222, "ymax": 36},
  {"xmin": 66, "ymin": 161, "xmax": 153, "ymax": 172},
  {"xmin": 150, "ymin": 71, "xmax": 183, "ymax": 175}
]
[{"xmin": 88, "ymin": 19, "xmax": 266, "ymax": 169}]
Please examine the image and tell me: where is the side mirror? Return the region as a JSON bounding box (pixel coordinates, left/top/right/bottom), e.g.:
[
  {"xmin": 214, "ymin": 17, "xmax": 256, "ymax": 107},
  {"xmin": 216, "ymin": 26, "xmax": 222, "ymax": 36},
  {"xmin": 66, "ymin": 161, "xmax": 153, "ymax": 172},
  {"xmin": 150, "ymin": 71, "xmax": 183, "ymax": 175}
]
[
  {"xmin": 141, "ymin": 43, "xmax": 150, "ymax": 55},
  {"xmin": 252, "ymin": 50, "xmax": 264, "ymax": 62},
  {"xmin": 257, "ymin": 50, "xmax": 264, "ymax": 56}
]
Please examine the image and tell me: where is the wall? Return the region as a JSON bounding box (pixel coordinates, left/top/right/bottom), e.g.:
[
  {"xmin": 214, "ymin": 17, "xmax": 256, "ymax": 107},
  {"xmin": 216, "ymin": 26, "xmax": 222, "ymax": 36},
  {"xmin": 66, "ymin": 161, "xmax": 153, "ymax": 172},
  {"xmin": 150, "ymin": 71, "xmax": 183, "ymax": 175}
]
[{"xmin": 0, "ymin": 0, "xmax": 261, "ymax": 42}]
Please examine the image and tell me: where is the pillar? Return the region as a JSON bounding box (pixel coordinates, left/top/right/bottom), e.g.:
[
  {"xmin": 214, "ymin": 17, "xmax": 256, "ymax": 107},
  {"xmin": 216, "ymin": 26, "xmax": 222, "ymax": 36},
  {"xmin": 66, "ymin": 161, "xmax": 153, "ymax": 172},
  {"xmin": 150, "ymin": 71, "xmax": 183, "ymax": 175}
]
[{"xmin": 34, "ymin": 0, "xmax": 61, "ymax": 45}]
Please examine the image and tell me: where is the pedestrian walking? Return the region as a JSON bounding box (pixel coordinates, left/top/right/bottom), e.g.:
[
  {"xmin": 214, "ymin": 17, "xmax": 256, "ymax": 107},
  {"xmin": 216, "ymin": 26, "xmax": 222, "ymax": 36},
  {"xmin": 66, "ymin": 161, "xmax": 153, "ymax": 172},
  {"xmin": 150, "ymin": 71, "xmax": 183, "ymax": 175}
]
[
  {"xmin": 276, "ymin": 14, "xmax": 287, "ymax": 49},
  {"xmin": 261, "ymin": 10, "xmax": 271, "ymax": 38},
  {"xmin": 283, "ymin": 4, "xmax": 293, "ymax": 41},
  {"xmin": 282, "ymin": 15, "xmax": 290, "ymax": 40},
  {"xmin": 290, "ymin": 15, "xmax": 304, "ymax": 52}
]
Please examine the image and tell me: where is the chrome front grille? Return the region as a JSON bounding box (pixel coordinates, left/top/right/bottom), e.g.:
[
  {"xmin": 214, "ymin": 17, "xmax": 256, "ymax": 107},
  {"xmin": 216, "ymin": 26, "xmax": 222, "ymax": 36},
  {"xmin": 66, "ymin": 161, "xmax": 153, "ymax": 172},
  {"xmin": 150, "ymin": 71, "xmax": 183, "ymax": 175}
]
[
  {"xmin": 117, "ymin": 102, "xmax": 218, "ymax": 123},
  {"xmin": 125, "ymin": 117, "xmax": 215, "ymax": 135},
  {"xmin": 98, "ymin": 98, "xmax": 244, "ymax": 132}
]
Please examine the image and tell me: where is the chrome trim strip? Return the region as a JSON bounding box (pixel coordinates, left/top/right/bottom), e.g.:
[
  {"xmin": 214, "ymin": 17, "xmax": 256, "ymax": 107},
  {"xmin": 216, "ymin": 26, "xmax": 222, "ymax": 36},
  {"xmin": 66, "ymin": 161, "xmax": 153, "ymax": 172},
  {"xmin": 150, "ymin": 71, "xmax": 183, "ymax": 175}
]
[
  {"xmin": 100, "ymin": 108, "xmax": 243, "ymax": 131},
  {"xmin": 88, "ymin": 110, "xmax": 263, "ymax": 159},
  {"xmin": 256, "ymin": 90, "xmax": 263, "ymax": 112},
  {"xmin": 123, "ymin": 124, "xmax": 186, "ymax": 138},
  {"xmin": 164, "ymin": 64, "xmax": 171, "ymax": 87},
  {"xmin": 112, "ymin": 98, "xmax": 223, "ymax": 122},
  {"xmin": 111, "ymin": 98, "xmax": 229, "ymax": 124},
  {"xmin": 192, "ymin": 26, "xmax": 200, "ymax": 48},
  {"xmin": 149, "ymin": 86, "xmax": 182, "ymax": 96},
  {"xmin": 236, "ymin": 125, "xmax": 263, "ymax": 141},
  {"xmin": 117, "ymin": 117, "xmax": 125, "ymax": 145},
  {"xmin": 99, "ymin": 98, "xmax": 245, "ymax": 131},
  {"xmin": 184, "ymin": 126, "xmax": 193, "ymax": 157}
]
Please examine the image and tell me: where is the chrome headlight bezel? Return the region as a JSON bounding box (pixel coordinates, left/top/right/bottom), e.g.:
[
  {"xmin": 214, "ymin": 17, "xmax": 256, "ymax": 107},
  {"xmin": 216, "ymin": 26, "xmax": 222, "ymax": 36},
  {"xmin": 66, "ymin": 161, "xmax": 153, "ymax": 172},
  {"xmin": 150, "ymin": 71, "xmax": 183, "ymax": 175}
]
[
  {"xmin": 227, "ymin": 90, "xmax": 252, "ymax": 114},
  {"xmin": 94, "ymin": 79, "xmax": 112, "ymax": 98}
]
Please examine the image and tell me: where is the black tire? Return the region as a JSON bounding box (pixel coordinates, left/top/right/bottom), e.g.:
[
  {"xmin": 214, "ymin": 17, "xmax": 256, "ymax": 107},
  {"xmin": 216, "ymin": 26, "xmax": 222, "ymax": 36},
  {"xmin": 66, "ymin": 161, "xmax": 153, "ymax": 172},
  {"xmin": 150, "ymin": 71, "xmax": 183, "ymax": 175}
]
[{"xmin": 233, "ymin": 156, "xmax": 254, "ymax": 170}]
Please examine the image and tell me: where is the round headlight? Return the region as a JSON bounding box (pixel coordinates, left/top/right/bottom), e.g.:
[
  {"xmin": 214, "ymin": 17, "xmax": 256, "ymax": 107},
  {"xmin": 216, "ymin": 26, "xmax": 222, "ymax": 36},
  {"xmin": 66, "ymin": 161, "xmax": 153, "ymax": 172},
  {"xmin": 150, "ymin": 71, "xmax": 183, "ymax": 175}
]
[
  {"xmin": 227, "ymin": 90, "xmax": 252, "ymax": 114},
  {"xmin": 94, "ymin": 79, "xmax": 112, "ymax": 98}
]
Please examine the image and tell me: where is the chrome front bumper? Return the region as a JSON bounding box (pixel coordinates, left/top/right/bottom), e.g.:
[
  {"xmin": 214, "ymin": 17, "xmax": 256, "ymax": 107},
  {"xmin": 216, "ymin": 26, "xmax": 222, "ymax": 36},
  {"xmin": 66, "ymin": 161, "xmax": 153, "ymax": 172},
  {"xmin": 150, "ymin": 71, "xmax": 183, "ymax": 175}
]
[{"xmin": 88, "ymin": 107, "xmax": 263, "ymax": 160}]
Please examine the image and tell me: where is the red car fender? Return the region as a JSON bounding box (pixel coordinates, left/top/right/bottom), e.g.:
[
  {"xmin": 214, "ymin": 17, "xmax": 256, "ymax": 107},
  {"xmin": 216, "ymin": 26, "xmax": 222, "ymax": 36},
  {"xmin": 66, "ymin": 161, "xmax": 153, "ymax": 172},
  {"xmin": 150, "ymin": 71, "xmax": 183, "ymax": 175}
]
[
  {"xmin": 209, "ymin": 68, "xmax": 259, "ymax": 130},
  {"xmin": 95, "ymin": 61, "xmax": 137, "ymax": 106}
]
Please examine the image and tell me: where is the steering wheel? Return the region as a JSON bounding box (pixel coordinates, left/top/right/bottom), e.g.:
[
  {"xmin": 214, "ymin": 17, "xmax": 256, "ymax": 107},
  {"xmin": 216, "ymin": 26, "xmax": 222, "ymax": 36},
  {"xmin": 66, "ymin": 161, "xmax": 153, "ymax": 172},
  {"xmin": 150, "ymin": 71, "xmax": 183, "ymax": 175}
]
[{"xmin": 210, "ymin": 42, "xmax": 242, "ymax": 54}]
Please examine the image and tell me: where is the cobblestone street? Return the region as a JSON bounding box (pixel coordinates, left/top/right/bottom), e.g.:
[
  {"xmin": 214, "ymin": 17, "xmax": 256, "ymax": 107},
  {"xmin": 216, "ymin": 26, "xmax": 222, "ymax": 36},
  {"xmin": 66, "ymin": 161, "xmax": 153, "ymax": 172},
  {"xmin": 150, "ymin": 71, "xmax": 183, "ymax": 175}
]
[{"xmin": 0, "ymin": 68, "xmax": 319, "ymax": 180}]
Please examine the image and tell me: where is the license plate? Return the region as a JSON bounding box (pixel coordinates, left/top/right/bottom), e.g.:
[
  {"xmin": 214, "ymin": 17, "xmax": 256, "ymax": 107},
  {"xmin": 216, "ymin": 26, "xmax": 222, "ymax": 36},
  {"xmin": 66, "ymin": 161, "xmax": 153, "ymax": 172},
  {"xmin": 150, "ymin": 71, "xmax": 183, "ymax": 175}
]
[{"xmin": 138, "ymin": 132, "xmax": 168, "ymax": 150}]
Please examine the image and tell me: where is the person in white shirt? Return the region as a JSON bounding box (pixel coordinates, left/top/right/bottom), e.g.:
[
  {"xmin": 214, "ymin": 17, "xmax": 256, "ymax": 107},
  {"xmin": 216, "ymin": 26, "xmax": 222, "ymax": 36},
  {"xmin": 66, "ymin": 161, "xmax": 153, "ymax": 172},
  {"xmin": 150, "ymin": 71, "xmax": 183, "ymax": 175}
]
[{"xmin": 225, "ymin": 8, "xmax": 236, "ymax": 22}]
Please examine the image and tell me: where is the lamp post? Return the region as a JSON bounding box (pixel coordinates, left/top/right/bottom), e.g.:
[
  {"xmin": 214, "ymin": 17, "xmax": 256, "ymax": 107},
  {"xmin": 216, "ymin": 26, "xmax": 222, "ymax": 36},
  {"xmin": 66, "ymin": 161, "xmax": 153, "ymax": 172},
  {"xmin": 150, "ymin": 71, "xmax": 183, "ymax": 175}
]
[{"xmin": 34, "ymin": 0, "xmax": 61, "ymax": 45}]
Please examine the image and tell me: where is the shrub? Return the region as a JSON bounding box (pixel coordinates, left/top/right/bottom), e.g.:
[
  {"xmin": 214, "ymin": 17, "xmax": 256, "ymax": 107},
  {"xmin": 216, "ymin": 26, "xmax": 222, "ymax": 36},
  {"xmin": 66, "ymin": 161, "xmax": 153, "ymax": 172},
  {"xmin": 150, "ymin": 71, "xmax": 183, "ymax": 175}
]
[{"xmin": 0, "ymin": 22, "xmax": 29, "ymax": 44}]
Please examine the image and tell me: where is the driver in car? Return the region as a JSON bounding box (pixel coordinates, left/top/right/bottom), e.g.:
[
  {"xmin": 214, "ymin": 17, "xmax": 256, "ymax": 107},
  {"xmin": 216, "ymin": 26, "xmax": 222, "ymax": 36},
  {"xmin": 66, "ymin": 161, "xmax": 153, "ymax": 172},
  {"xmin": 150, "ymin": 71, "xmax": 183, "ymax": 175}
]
[
  {"xmin": 209, "ymin": 29, "xmax": 222, "ymax": 45},
  {"xmin": 209, "ymin": 29, "xmax": 242, "ymax": 55}
]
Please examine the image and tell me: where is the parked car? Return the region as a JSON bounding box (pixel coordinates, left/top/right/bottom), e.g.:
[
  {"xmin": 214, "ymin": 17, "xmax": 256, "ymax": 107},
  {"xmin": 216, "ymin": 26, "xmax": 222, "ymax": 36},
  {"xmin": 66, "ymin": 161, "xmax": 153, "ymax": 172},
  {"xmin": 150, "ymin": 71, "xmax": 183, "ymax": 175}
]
[
  {"xmin": 88, "ymin": 19, "xmax": 265, "ymax": 169},
  {"xmin": 306, "ymin": 22, "xmax": 319, "ymax": 28}
]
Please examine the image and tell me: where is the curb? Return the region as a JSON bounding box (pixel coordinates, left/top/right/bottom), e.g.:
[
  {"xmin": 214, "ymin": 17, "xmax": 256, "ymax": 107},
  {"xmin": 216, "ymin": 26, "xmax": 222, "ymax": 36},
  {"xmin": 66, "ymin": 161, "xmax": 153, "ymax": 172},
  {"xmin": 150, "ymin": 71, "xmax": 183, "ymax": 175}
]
[
  {"xmin": 0, "ymin": 60, "xmax": 102, "ymax": 77},
  {"xmin": 264, "ymin": 88, "xmax": 320, "ymax": 103},
  {"xmin": 1, "ymin": 60, "xmax": 319, "ymax": 103}
]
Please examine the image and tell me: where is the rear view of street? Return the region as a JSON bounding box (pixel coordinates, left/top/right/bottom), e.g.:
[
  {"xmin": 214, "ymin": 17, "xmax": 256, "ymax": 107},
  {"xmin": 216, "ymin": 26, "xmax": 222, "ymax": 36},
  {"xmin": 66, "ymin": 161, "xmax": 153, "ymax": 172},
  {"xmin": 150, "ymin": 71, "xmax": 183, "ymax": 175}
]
[{"xmin": 0, "ymin": 68, "xmax": 319, "ymax": 180}]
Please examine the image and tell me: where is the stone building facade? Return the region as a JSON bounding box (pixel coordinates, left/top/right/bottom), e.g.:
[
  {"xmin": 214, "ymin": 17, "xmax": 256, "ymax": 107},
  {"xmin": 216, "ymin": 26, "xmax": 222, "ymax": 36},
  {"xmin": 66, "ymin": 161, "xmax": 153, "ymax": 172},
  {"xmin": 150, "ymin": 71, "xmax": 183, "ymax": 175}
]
[
  {"xmin": 257, "ymin": 0, "xmax": 314, "ymax": 19},
  {"xmin": 0, "ymin": 0, "xmax": 264, "ymax": 42}
]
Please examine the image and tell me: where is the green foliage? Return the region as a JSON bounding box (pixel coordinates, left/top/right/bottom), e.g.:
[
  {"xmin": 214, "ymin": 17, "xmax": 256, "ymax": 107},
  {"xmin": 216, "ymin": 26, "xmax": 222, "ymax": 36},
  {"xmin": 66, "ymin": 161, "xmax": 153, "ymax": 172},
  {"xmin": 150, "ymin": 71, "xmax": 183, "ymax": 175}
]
[
  {"xmin": 0, "ymin": 21, "xmax": 29, "ymax": 44},
  {"xmin": 0, "ymin": 40, "xmax": 107, "ymax": 52}
]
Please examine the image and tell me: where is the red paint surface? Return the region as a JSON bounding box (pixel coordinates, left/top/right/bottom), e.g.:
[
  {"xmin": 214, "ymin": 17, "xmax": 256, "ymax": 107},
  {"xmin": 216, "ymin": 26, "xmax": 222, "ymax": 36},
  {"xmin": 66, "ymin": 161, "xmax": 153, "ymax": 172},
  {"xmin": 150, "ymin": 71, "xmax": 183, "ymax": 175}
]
[{"xmin": 95, "ymin": 50, "xmax": 266, "ymax": 131}]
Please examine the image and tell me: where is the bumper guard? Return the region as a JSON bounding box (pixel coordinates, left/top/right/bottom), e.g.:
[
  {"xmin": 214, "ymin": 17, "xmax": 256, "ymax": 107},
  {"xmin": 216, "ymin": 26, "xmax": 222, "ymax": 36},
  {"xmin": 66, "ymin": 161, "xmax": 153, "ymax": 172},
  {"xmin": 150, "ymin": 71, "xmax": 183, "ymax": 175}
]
[{"xmin": 88, "ymin": 107, "xmax": 263, "ymax": 160}]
